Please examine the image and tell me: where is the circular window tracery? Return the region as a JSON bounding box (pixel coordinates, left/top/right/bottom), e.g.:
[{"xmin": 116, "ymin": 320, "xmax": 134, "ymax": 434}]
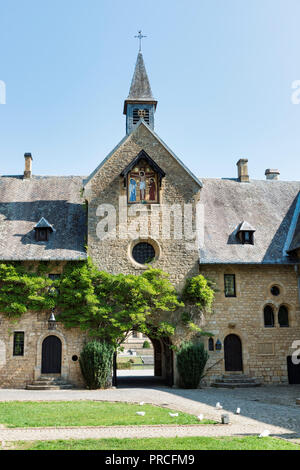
[{"xmin": 132, "ymin": 242, "xmax": 155, "ymax": 265}]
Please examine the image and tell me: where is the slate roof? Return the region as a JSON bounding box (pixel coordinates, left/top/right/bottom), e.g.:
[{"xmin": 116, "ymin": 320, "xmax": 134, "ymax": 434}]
[
  {"xmin": 127, "ymin": 52, "xmax": 155, "ymax": 101},
  {"xmin": 0, "ymin": 176, "xmax": 87, "ymax": 260},
  {"xmin": 199, "ymin": 178, "xmax": 300, "ymax": 264},
  {"xmin": 34, "ymin": 217, "xmax": 54, "ymax": 231},
  {"xmin": 238, "ymin": 221, "xmax": 256, "ymax": 232},
  {"xmin": 288, "ymin": 215, "xmax": 300, "ymax": 253}
]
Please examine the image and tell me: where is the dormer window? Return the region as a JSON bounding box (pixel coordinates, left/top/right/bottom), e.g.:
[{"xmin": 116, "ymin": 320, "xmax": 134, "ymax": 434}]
[
  {"xmin": 34, "ymin": 217, "xmax": 54, "ymax": 242},
  {"xmin": 237, "ymin": 221, "xmax": 255, "ymax": 245}
]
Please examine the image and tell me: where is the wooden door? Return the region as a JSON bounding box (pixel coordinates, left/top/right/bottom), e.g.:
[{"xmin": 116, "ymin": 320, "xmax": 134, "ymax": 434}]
[
  {"xmin": 224, "ymin": 334, "xmax": 243, "ymax": 371},
  {"xmin": 287, "ymin": 356, "xmax": 300, "ymax": 384},
  {"xmin": 41, "ymin": 336, "xmax": 62, "ymax": 374}
]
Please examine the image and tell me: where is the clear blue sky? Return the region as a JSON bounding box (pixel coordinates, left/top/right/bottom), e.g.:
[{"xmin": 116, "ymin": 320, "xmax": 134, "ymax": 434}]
[{"xmin": 1, "ymin": 0, "xmax": 300, "ymax": 180}]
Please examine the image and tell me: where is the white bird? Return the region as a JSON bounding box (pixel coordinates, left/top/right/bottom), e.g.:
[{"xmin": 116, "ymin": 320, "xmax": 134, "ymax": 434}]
[
  {"xmin": 259, "ymin": 430, "xmax": 270, "ymax": 438},
  {"xmin": 136, "ymin": 411, "xmax": 145, "ymax": 416},
  {"xmin": 197, "ymin": 414, "xmax": 204, "ymax": 421},
  {"xmin": 235, "ymin": 407, "xmax": 241, "ymax": 414},
  {"xmin": 216, "ymin": 402, "xmax": 223, "ymax": 410},
  {"xmin": 169, "ymin": 412, "xmax": 179, "ymax": 417},
  {"xmin": 139, "ymin": 401, "xmax": 145, "ymax": 406}
]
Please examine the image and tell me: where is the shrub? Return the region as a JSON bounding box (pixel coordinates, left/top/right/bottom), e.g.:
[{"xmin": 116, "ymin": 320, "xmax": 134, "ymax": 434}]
[
  {"xmin": 176, "ymin": 342, "xmax": 208, "ymax": 389},
  {"xmin": 143, "ymin": 340, "xmax": 151, "ymax": 349},
  {"xmin": 79, "ymin": 340, "xmax": 114, "ymax": 389}
]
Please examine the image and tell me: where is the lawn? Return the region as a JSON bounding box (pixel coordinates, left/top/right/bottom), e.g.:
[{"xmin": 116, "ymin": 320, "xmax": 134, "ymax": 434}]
[
  {"xmin": 0, "ymin": 401, "xmax": 215, "ymax": 428},
  {"xmin": 11, "ymin": 436, "xmax": 300, "ymax": 450}
]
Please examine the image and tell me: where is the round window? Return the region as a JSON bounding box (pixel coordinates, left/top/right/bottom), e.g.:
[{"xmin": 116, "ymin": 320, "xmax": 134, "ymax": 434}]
[
  {"xmin": 132, "ymin": 242, "xmax": 155, "ymax": 265},
  {"xmin": 270, "ymin": 285, "xmax": 280, "ymax": 296}
]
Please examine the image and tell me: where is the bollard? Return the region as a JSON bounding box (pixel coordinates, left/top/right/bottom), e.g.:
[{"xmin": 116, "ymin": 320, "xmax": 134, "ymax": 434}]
[{"xmin": 221, "ymin": 414, "xmax": 229, "ymax": 424}]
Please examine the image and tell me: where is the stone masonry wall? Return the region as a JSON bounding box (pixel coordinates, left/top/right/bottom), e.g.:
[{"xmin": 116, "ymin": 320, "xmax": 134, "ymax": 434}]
[
  {"xmin": 0, "ymin": 311, "xmax": 86, "ymax": 388},
  {"xmin": 85, "ymin": 123, "xmax": 201, "ymax": 290},
  {"xmin": 199, "ymin": 264, "xmax": 300, "ymax": 385}
]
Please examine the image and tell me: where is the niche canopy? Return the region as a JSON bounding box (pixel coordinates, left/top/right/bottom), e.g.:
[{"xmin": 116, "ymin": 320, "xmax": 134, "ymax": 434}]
[{"xmin": 121, "ymin": 150, "xmax": 165, "ymax": 204}]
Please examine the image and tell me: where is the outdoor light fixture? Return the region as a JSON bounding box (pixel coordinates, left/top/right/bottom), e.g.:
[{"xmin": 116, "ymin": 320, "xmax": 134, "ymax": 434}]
[{"xmin": 48, "ymin": 310, "xmax": 57, "ymax": 330}]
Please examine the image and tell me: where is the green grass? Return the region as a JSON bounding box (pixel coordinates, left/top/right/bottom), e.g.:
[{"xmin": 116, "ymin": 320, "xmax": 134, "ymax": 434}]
[
  {"xmin": 0, "ymin": 401, "xmax": 215, "ymax": 428},
  {"xmin": 11, "ymin": 436, "xmax": 300, "ymax": 451}
]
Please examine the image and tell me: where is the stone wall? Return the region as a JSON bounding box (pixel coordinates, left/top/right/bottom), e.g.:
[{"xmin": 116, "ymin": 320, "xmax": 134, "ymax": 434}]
[
  {"xmin": 0, "ymin": 311, "xmax": 86, "ymax": 389},
  {"xmin": 199, "ymin": 264, "xmax": 300, "ymax": 385},
  {"xmin": 85, "ymin": 123, "xmax": 201, "ymax": 289}
]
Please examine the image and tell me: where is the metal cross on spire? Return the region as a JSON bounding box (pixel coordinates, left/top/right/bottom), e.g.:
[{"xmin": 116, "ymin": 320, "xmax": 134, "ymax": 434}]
[{"xmin": 134, "ymin": 30, "xmax": 147, "ymax": 52}]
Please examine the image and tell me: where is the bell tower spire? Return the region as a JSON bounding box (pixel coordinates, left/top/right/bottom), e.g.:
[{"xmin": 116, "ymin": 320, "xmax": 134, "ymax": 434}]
[{"xmin": 124, "ymin": 33, "xmax": 157, "ymax": 134}]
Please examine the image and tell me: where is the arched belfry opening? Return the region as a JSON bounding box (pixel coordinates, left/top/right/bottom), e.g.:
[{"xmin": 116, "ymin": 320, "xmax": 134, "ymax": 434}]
[{"xmin": 115, "ymin": 331, "xmax": 174, "ymax": 387}]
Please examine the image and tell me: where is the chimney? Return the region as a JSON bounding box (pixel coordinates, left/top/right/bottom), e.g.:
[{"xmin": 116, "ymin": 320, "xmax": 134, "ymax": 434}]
[
  {"xmin": 265, "ymin": 169, "xmax": 280, "ymax": 180},
  {"xmin": 236, "ymin": 158, "xmax": 249, "ymax": 182},
  {"xmin": 24, "ymin": 153, "xmax": 33, "ymax": 179}
]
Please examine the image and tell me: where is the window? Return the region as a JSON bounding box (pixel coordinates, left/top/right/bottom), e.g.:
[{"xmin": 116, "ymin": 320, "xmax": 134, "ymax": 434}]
[
  {"xmin": 132, "ymin": 331, "xmax": 138, "ymax": 338},
  {"xmin": 13, "ymin": 332, "xmax": 24, "ymax": 356},
  {"xmin": 270, "ymin": 285, "xmax": 280, "ymax": 296},
  {"xmin": 264, "ymin": 305, "xmax": 274, "ymax": 327},
  {"xmin": 48, "ymin": 274, "xmax": 61, "ymax": 281},
  {"xmin": 241, "ymin": 231, "xmax": 254, "ymax": 245},
  {"xmin": 208, "ymin": 338, "xmax": 214, "ymax": 351},
  {"xmin": 132, "ymin": 242, "xmax": 155, "ymax": 265},
  {"xmin": 224, "ymin": 274, "xmax": 236, "ymax": 297},
  {"xmin": 278, "ymin": 306, "xmax": 289, "ymax": 327},
  {"xmin": 35, "ymin": 228, "xmax": 48, "ymax": 241},
  {"xmin": 133, "ymin": 108, "xmax": 150, "ymax": 125}
]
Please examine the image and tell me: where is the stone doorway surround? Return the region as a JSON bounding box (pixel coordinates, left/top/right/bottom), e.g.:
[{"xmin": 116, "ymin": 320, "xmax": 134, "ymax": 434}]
[{"xmin": 35, "ymin": 330, "xmax": 68, "ymax": 381}]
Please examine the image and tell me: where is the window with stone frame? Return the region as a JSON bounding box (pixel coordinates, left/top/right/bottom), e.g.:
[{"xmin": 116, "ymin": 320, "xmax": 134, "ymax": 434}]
[
  {"xmin": 224, "ymin": 274, "xmax": 236, "ymax": 297},
  {"xmin": 13, "ymin": 332, "xmax": 24, "ymax": 356},
  {"xmin": 208, "ymin": 337, "xmax": 214, "ymax": 351},
  {"xmin": 278, "ymin": 305, "xmax": 289, "ymax": 327},
  {"xmin": 264, "ymin": 305, "xmax": 274, "ymax": 328},
  {"xmin": 132, "ymin": 242, "xmax": 155, "ymax": 265}
]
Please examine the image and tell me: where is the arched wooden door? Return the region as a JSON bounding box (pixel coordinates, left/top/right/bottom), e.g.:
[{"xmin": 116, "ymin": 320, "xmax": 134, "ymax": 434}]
[
  {"xmin": 41, "ymin": 336, "xmax": 62, "ymax": 374},
  {"xmin": 224, "ymin": 334, "xmax": 243, "ymax": 372}
]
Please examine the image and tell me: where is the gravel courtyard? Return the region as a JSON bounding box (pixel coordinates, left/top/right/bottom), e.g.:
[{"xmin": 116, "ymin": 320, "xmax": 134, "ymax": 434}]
[{"xmin": 0, "ymin": 383, "xmax": 300, "ymax": 443}]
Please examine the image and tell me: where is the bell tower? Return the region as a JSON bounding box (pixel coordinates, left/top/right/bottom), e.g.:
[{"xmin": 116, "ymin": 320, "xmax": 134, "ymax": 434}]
[{"xmin": 123, "ymin": 51, "xmax": 157, "ymax": 134}]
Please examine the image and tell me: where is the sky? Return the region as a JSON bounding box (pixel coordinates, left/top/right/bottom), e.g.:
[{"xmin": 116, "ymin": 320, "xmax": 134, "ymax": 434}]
[{"xmin": 1, "ymin": 0, "xmax": 300, "ymax": 180}]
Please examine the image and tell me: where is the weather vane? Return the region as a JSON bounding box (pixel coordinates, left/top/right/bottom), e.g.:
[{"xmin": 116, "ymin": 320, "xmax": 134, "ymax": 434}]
[{"xmin": 135, "ymin": 30, "xmax": 147, "ymax": 52}]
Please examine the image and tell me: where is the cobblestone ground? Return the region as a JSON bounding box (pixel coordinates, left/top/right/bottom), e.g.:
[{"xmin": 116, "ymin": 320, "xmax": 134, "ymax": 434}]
[{"xmin": 0, "ymin": 384, "xmax": 300, "ymax": 443}]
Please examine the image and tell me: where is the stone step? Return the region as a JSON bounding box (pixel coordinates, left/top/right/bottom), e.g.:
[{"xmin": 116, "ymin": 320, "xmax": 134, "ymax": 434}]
[
  {"xmin": 141, "ymin": 356, "xmax": 154, "ymax": 365},
  {"xmin": 26, "ymin": 384, "xmax": 74, "ymax": 390},
  {"xmin": 211, "ymin": 381, "xmax": 261, "ymax": 388},
  {"xmin": 215, "ymin": 378, "xmax": 258, "ymax": 384},
  {"xmin": 26, "ymin": 376, "xmax": 74, "ymax": 390},
  {"xmin": 26, "ymin": 384, "xmax": 62, "ymax": 390}
]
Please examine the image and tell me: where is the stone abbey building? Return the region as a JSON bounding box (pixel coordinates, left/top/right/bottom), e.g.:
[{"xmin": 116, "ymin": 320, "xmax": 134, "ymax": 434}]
[{"xmin": 0, "ymin": 51, "xmax": 300, "ymax": 388}]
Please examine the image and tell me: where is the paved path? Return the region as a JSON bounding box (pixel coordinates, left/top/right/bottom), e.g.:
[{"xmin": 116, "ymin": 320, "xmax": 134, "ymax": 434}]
[{"xmin": 0, "ymin": 384, "xmax": 300, "ymax": 442}]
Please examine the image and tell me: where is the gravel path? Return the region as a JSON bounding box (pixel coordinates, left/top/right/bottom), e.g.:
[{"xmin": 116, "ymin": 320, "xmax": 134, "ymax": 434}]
[
  {"xmin": 0, "ymin": 423, "xmax": 297, "ymax": 443},
  {"xmin": 0, "ymin": 384, "xmax": 300, "ymax": 442}
]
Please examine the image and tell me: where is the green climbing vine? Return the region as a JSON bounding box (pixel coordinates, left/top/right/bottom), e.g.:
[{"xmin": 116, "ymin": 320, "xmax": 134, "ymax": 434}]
[{"xmin": 0, "ymin": 259, "xmax": 216, "ymax": 348}]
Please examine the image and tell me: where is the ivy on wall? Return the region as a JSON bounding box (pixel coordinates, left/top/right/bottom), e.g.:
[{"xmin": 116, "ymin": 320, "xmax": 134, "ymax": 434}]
[{"xmin": 0, "ymin": 259, "xmax": 215, "ymax": 348}]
